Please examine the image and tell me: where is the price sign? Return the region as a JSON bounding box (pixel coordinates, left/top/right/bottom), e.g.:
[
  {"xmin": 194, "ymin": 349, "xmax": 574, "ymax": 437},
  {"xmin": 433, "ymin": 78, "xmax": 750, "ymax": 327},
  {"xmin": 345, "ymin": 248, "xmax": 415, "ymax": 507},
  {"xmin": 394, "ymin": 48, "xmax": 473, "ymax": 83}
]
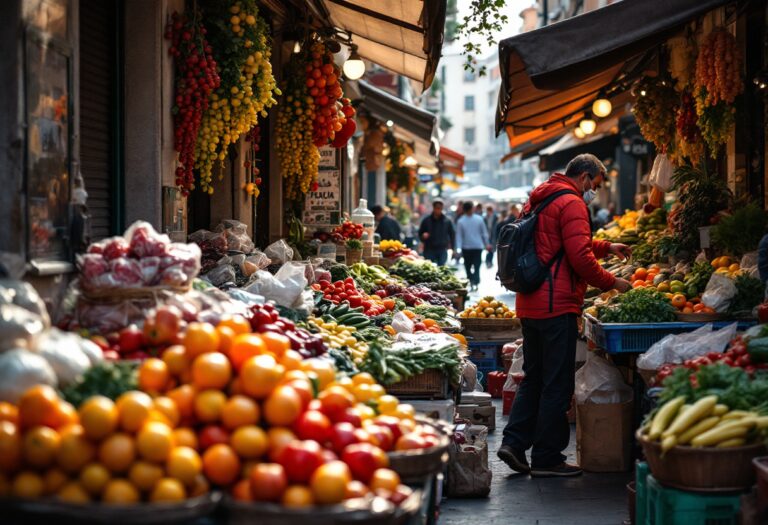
[{"xmin": 303, "ymin": 146, "xmax": 342, "ymax": 226}]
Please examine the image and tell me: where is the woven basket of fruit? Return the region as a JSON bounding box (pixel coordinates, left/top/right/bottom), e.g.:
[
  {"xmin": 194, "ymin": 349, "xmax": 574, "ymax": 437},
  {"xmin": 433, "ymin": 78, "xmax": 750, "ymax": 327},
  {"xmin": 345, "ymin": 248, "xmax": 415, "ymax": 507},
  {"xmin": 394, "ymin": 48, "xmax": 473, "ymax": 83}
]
[
  {"xmin": 386, "ymin": 418, "xmax": 451, "ymax": 483},
  {"xmin": 458, "ymin": 297, "xmax": 517, "ymax": 331}
]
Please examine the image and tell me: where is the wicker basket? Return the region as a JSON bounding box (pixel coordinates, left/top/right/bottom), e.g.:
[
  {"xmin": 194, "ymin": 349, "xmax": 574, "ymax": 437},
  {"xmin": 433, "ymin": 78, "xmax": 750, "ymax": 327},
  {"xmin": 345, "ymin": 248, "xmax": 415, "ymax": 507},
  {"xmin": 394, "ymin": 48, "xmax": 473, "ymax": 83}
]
[
  {"xmin": 460, "ymin": 317, "xmax": 520, "ymax": 331},
  {"xmin": 0, "ymin": 491, "xmax": 221, "ymax": 525},
  {"xmin": 346, "ymin": 249, "xmax": 363, "ymax": 264},
  {"xmin": 385, "ymin": 369, "xmax": 450, "ymax": 399},
  {"xmin": 225, "ymin": 491, "xmax": 421, "ymax": 525},
  {"xmin": 378, "ymin": 256, "xmax": 396, "ymax": 268},
  {"xmin": 387, "ymin": 418, "xmax": 451, "ymax": 483},
  {"xmin": 638, "ymin": 430, "xmax": 766, "ymax": 491}
]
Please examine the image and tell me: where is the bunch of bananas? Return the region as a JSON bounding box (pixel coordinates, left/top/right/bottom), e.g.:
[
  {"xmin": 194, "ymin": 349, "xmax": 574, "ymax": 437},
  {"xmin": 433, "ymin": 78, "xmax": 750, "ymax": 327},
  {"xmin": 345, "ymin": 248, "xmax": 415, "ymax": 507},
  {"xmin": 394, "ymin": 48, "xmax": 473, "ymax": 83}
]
[{"xmin": 307, "ymin": 317, "xmax": 369, "ymax": 363}]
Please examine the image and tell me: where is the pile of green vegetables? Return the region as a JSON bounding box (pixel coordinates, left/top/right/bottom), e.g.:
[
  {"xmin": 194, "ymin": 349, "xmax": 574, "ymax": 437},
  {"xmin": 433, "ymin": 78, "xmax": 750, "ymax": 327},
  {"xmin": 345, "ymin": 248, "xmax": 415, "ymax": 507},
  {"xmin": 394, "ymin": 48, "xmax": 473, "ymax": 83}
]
[
  {"xmin": 658, "ymin": 363, "xmax": 768, "ymax": 412},
  {"xmin": 359, "ymin": 340, "xmax": 462, "ymax": 386},
  {"xmin": 598, "ymin": 288, "xmax": 677, "ymax": 323},
  {"xmin": 728, "ymin": 274, "xmax": 764, "ymax": 316},
  {"xmin": 389, "ymin": 259, "xmax": 466, "ymax": 291},
  {"xmin": 62, "ymin": 361, "xmax": 138, "ymax": 407}
]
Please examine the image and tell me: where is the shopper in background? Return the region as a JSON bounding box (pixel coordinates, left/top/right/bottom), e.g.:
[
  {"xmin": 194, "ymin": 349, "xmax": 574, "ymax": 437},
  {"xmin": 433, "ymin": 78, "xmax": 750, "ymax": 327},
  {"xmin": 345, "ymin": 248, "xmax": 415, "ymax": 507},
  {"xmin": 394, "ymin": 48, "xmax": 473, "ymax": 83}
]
[
  {"xmin": 419, "ymin": 200, "xmax": 455, "ymax": 266},
  {"xmin": 371, "ymin": 205, "xmax": 402, "ymax": 241},
  {"xmin": 495, "ymin": 204, "xmax": 521, "ymax": 248},
  {"xmin": 455, "ymin": 201, "xmax": 491, "ymax": 291},
  {"xmin": 475, "ymin": 202, "xmax": 483, "ymax": 215},
  {"xmin": 484, "ymin": 204, "xmax": 499, "ymax": 268},
  {"xmin": 497, "ymin": 154, "xmax": 632, "ymax": 478}
]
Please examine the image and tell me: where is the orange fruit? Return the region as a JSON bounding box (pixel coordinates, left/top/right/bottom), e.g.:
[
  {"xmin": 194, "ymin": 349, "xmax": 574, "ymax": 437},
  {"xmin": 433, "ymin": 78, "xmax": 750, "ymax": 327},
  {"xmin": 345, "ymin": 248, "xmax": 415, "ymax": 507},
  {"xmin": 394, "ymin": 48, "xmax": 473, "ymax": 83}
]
[
  {"xmin": 183, "ymin": 322, "xmax": 220, "ymax": 359},
  {"xmin": 0, "ymin": 420, "xmax": 22, "ymax": 472},
  {"xmin": 167, "ymin": 385, "xmax": 196, "ymax": 422},
  {"xmin": 393, "ymin": 404, "xmax": 415, "ymax": 420},
  {"xmin": 300, "ymin": 358, "xmax": 335, "ymax": 390},
  {"xmin": 369, "ymin": 468, "xmax": 400, "ymax": 492},
  {"xmin": 328, "ymin": 376, "xmax": 354, "ymax": 393},
  {"xmin": 98, "ymin": 433, "xmax": 136, "ymax": 473},
  {"xmin": 310, "ymin": 461, "xmax": 351, "ymax": 504},
  {"xmin": 352, "ymin": 384, "xmax": 375, "ymax": 403},
  {"xmin": 128, "ymin": 460, "xmax": 164, "ymax": 492},
  {"xmin": 216, "ymin": 326, "xmax": 237, "ymax": 356},
  {"xmin": 102, "ymin": 479, "xmax": 140, "ymax": 504},
  {"xmin": 241, "ymin": 355, "xmax": 284, "ymax": 399},
  {"xmin": 221, "ymin": 395, "xmax": 259, "ymax": 430},
  {"xmin": 282, "ymin": 485, "xmax": 314, "ymax": 507},
  {"xmin": 192, "ymin": 352, "xmax": 232, "ymax": 390},
  {"xmin": 671, "ymin": 293, "xmax": 687, "ymax": 309},
  {"xmin": 18, "ymin": 385, "xmax": 60, "ymax": 429},
  {"xmin": 345, "ymin": 480, "xmax": 370, "ymax": 499},
  {"xmin": 150, "ymin": 477, "xmax": 186, "ymax": 502},
  {"xmin": 693, "ymin": 303, "xmax": 705, "ymax": 313},
  {"xmin": 56, "ymin": 401, "xmax": 79, "ymax": 427},
  {"xmin": 78, "ymin": 395, "xmax": 119, "ymax": 441},
  {"xmin": 43, "ymin": 468, "xmax": 69, "ymax": 495},
  {"xmin": 189, "ymin": 473, "xmax": 210, "ymax": 497},
  {"xmin": 229, "ymin": 334, "xmax": 268, "ymax": 371},
  {"xmin": 280, "ymin": 350, "xmax": 304, "ymax": 371},
  {"xmin": 231, "ymin": 478, "xmax": 253, "ymax": 501},
  {"xmin": 0, "ymin": 402, "xmax": 19, "ymax": 425},
  {"xmin": 266, "ymin": 427, "xmax": 296, "ymax": 462},
  {"xmin": 153, "ymin": 396, "xmax": 181, "ymax": 428},
  {"xmin": 79, "ymin": 462, "xmax": 111, "ymax": 496},
  {"xmin": 56, "ymin": 481, "xmax": 91, "ymax": 503},
  {"xmin": 116, "ymin": 391, "xmax": 154, "ymax": 433},
  {"xmin": 632, "ymin": 280, "xmax": 645, "ymax": 289},
  {"xmin": 172, "ymin": 427, "xmax": 198, "ymax": 449},
  {"xmin": 263, "ymin": 385, "xmax": 302, "ymax": 427},
  {"xmin": 139, "ymin": 358, "xmax": 171, "ymax": 393},
  {"xmin": 137, "ymin": 421, "xmax": 175, "ymax": 463},
  {"xmin": 230, "ymin": 425, "xmax": 268, "ymax": 459},
  {"xmin": 634, "ymin": 268, "xmax": 648, "ymax": 280},
  {"xmin": 194, "ymin": 390, "xmax": 227, "ymax": 423},
  {"xmin": 202, "ymin": 444, "xmax": 240, "ymax": 486},
  {"xmin": 218, "ymin": 315, "xmax": 252, "ymax": 335},
  {"xmin": 260, "ymin": 332, "xmax": 291, "ymax": 357},
  {"xmin": 682, "ymin": 307, "xmax": 694, "ymax": 314},
  {"xmin": 23, "ymin": 425, "xmax": 60, "ymax": 469},
  {"xmin": 12, "ymin": 471, "xmax": 45, "ymax": 499},
  {"xmin": 376, "ymin": 395, "xmax": 399, "ymax": 415},
  {"xmin": 162, "ymin": 345, "xmax": 189, "ymax": 377},
  {"xmin": 166, "ymin": 446, "xmax": 202, "ymax": 486},
  {"xmin": 56, "ymin": 424, "xmax": 96, "ymax": 473}
]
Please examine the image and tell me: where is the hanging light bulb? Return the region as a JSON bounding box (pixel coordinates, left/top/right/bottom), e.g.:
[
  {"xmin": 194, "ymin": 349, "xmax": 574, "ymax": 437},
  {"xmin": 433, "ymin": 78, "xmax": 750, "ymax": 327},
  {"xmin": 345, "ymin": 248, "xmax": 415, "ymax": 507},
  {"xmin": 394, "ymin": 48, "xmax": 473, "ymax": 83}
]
[
  {"xmin": 343, "ymin": 48, "xmax": 365, "ymax": 80},
  {"xmin": 573, "ymin": 127, "xmax": 586, "ymax": 139},
  {"xmin": 592, "ymin": 97, "xmax": 612, "ymax": 118},
  {"xmin": 579, "ymin": 113, "xmax": 596, "ymax": 135},
  {"xmin": 293, "ymin": 41, "xmax": 301, "ymax": 54}
]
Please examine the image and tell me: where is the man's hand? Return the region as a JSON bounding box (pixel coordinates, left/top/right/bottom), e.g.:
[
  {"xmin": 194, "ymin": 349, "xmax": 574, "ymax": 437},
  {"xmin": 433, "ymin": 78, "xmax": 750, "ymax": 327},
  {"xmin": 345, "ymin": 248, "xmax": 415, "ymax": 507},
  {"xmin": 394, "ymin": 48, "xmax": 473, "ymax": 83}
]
[
  {"xmin": 454, "ymin": 251, "xmax": 461, "ymax": 261},
  {"xmin": 485, "ymin": 244, "xmax": 492, "ymax": 252},
  {"xmin": 422, "ymin": 232, "xmax": 430, "ymax": 240},
  {"xmin": 609, "ymin": 243, "xmax": 632, "ymax": 260},
  {"xmin": 613, "ymin": 277, "xmax": 632, "ymax": 292}
]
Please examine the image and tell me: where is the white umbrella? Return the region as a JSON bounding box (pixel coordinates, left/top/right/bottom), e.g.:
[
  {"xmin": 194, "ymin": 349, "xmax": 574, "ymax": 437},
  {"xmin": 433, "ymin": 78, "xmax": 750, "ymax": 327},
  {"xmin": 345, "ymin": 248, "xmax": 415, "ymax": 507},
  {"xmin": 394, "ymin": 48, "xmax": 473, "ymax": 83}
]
[
  {"xmin": 449, "ymin": 184, "xmax": 500, "ymax": 199},
  {"xmin": 493, "ymin": 186, "xmax": 532, "ymax": 202}
]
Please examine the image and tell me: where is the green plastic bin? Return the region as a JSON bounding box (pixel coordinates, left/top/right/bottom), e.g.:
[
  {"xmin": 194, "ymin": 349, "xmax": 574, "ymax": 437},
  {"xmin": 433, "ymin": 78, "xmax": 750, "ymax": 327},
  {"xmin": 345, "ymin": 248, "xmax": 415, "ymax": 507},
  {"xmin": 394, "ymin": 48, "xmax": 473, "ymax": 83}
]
[{"xmin": 645, "ymin": 475, "xmax": 741, "ymax": 525}]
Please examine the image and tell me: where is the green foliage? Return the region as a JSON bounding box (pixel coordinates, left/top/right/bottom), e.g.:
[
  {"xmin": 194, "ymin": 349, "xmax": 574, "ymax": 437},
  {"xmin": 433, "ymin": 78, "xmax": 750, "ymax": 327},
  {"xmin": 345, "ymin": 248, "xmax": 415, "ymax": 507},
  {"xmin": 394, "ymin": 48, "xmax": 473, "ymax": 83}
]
[
  {"xmin": 62, "ymin": 361, "xmax": 138, "ymax": 408},
  {"xmin": 659, "ymin": 364, "xmax": 768, "ymax": 412},
  {"xmin": 597, "ymin": 288, "xmax": 677, "ymax": 323},
  {"xmin": 345, "ymin": 238, "xmax": 363, "ymax": 250},
  {"xmin": 670, "ymin": 163, "xmax": 731, "ymax": 252},
  {"xmin": 728, "ymin": 274, "xmax": 765, "ymax": 316},
  {"xmin": 456, "ymin": 0, "xmax": 509, "ymax": 76},
  {"xmin": 712, "ymin": 203, "xmax": 768, "ymax": 257}
]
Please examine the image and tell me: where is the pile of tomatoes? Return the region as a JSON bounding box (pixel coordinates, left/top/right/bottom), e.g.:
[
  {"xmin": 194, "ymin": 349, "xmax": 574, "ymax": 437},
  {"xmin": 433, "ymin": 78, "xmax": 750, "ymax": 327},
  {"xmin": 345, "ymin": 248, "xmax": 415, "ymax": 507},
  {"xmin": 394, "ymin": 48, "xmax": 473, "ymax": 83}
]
[
  {"xmin": 655, "ymin": 336, "xmax": 768, "ymax": 383},
  {"xmin": 311, "ymin": 278, "xmax": 390, "ymax": 316},
  {"xmin": 0, "ymin": 312, "xmax": 435, "ymax": 509},
  {"xmin": 305, "ymin": 43, "xmax": 356, "ymax": 148}
]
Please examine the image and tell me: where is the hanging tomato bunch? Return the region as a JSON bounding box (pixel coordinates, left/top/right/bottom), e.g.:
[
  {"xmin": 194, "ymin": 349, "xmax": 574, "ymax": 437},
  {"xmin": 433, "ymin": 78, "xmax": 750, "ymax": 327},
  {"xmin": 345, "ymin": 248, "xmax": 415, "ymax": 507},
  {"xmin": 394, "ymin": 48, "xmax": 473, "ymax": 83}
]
[
  {"xmin": 165, "ymin": 12, "xmax": 221, "ymax": 195},
  {"xmin": 276, "ymin": 52, "xmax": 319, "ymax": 201},
  {"xmin": 243, "ymin": 125, "xmax": 262, "ymax": 197},
  {"xmin": 193, "ymin": 0, "xmax": 280, "ymax": 194}
]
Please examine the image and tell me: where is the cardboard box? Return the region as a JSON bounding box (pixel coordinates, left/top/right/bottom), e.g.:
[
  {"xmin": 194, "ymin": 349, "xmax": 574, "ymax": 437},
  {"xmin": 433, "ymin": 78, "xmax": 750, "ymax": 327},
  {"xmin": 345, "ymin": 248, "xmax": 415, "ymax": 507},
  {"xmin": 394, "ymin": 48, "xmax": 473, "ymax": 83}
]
[
  {"xmin": 456, "ymin": 404, "xmax": 496, "ymax": 432},
  {"xmin": 409, "ymin": 398, "xmax": 456, "ymax": 424},
  {"xmin": 576, "ymin": 400, "xmax": 633, "ymax": 472}
]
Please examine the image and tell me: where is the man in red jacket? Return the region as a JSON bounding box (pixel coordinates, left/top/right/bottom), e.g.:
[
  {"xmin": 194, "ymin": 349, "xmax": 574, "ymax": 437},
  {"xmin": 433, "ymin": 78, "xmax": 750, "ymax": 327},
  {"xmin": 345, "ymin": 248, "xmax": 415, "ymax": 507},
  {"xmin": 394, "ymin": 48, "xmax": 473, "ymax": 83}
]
[{"xmin": 497, "ymin": 154, "xmax": 631, "ymax": 477}]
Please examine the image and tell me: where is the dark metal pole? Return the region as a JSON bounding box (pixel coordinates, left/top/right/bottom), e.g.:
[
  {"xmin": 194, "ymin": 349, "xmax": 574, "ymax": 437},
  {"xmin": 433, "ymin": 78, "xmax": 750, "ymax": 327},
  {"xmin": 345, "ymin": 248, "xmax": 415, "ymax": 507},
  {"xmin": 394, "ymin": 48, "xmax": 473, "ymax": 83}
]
[{"xmin": 542, "ymin": 0, "xmax": 548, "ymax": 27}]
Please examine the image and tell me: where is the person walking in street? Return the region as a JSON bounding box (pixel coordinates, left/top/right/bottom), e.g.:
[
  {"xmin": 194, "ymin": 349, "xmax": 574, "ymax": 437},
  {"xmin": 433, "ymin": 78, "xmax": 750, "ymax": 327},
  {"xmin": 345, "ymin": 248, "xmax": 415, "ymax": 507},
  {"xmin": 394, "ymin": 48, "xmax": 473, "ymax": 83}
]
[
  {"xmin": 455, "ymin": 201, "xmax": 491, "ymax": 291},
  {"xmin": 371, "ymin": 205, "xmax": 402, "ymax": 241},
  {"xmin": 494, "ymin": 204, "xmax": 520, "ymax": 251},
  {"xmin": 484, "ymin": 205, "xmax": 499, "ymax": 268},
  {"xmin": 497, "ymin": 154, "xmax": 632, "ymax": 478},
  {"xmin": 418, "ymin": 200, "xmax": 455, "ymax": 266}
]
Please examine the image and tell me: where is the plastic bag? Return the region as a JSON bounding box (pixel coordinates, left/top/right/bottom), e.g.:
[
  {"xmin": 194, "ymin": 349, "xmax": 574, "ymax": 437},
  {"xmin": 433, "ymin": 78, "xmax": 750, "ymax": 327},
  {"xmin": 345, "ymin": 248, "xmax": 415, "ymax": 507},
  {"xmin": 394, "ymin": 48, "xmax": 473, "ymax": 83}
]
[
  {"xmin": 242, "ymin": 251, "xmax": 270, "ymax": 276},
  {"xmin": 461, "ymin": 360, "xmax": 478, "ymax": 392},
  {"xmin": 264, "ymin": 240, "xmax": 294, "ymax": 264},
  {"xmin": 0, "ymin": 304, "xmax": 46, "ymax": 350},
  {"xmin": 243, "ymin": 264, "xmax": 307, "ymax": 307},
  {"xmin": 205, "ymin": 265, "xmax": 237, "ymax": 287},
  {"xmin": 649, "ymin": 153, "xmax": 673, "ymax": 192},
  {"xmin": 574, "ymin": 352, "xmax": 633, "ymax": 404},
  {"xmin": 503, "ymin": 346, "xmax": 525, "ymax": 392},
  {"xmin": 216, "ymin": 220, "xmax": 254, "ymax": 253},
  {"xmin": 702, "ymin": 273, "xmax": 738, "ymax": 312},
  {"xmin": 637, "ymin": 322, "xmax": 738, "ymax": 371},
  {"xmin": 446, "ymin": 424, "xmax": 491, "ymax": 498},
  {"xmin": 391, "ymin": 311, "xmax": 415, "ymax": 334},
  {"xmin": 0, "ymin": 279, "xmax": 50, "ymax": 327}
]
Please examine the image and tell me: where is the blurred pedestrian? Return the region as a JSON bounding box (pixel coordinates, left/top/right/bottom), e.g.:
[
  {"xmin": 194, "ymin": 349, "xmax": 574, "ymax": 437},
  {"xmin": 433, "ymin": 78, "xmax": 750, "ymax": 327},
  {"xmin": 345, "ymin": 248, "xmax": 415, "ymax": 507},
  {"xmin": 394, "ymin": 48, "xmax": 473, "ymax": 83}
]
[
  {"xmin": 419, "ymin": 200, "xmax": 455, "ymax": 266},
  {"xmin": 484, "ymin": 205, "xmax": 499, "ymax": 268},
  {"xmin": 371, "ymin": 205, "xmax": 401, "ymax": 241},
  {"xmin": 455, "ymin": 201, "xmax": 491, "ymax": 291}
]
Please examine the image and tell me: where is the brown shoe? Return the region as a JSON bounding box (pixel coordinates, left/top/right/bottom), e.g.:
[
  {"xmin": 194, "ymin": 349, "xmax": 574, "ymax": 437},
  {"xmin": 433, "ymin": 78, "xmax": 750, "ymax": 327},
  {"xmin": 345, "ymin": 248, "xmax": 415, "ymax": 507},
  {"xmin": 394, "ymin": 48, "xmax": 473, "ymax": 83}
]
[
  {"xmin": 497, "ymin": 445, "xmax": 530, "ymax": 474},
  {"xmin": 530, "ymin": 463, "xmax": 583, "ymax": 478}
]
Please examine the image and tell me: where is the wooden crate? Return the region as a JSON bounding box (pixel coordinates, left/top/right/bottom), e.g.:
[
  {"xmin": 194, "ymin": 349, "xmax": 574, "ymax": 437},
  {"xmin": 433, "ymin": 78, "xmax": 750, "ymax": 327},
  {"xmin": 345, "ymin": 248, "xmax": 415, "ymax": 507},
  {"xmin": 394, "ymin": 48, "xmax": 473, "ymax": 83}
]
[{"xmin": 385, "ymin": 369, "xmax": 450, "ymax": 400}]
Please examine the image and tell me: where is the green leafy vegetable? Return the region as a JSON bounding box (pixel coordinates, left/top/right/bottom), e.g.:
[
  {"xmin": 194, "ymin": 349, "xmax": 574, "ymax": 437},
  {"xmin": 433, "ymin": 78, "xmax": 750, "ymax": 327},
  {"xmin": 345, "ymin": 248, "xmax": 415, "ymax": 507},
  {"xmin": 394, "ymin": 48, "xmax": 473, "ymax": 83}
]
[
  {"xmin": 712, "ymin": 203, "xmax": 768, "ymax": 257},
  {"xmin": 728, "ymin": 274, "xmax": 764, "ymax": 316},
  {"xmin": 659, "ymin": 364, "xmax": 768, "ymax": 412},
  {"xmin": 61, "ymin": 361, "xmax": 138, "ymax": 408},
  {"xmin": 598, "ymin": 288, "xmax": 677, "ymax": 323}
]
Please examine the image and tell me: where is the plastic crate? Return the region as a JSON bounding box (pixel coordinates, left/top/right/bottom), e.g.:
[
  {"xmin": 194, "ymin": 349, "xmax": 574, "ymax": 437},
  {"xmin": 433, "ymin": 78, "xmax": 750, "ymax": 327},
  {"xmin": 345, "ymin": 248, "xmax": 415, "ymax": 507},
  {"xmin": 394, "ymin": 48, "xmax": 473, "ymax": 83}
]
[
  {"xmin": 645, "ymin": 475, "xmax": 741, "ymax": 525},
  {"xmin": 467, "ymin": 341, "xmax": 501, "ymax": 362},
  {"xmin": 584, "ymin": 316, "xmax": 757, "ymax": 354},
  {"xmin": 636, "ymin": 462, "xmax": 649, "ymax": 525}
]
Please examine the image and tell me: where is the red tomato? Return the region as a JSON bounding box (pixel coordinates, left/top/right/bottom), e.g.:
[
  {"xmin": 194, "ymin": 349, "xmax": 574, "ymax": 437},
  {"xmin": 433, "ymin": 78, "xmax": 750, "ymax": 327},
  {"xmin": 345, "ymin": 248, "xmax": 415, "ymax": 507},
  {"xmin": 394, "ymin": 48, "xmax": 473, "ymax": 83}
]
[
  {"xmin": 318, "ymin": 386, "xmax": 355, "ymax": 418},
  {"xmin": 373, "ymin": 416, "xmax": 404, "ymax": 443},
  {"xmin": 333, "ymin": 408, "xmax": 362, "ymax": 427},
  {"xmin": 329, "ymin": 422, "xmax": 360, "ymax": 454},
  {"xmin": 395, "ymin": 433, "xmax": 427, "ymax": 451},
  {"xmin": 199, "ymin": 425, "xmax": 230, "ymax": 450},
  {"xmin": 277, "ymin": 440, "xmax": 324, "ymax": 484},
  {"xmin": 340, "ymin": 443, "xmax": 388, "ymax": 483},
  {"xmin": 366, "ymin": 425, "xmax": 394, "ymax": 452},
  {"xmin": 293, "ymin": 411, "xmax": 332, "ymax": 442},
  {"xmin": 249, "ymin": 463, "xmax": 288, "ymax": 502},
  {"xmin": 118, "ymin": 325, "xmax": 145, "ymax": 352}
]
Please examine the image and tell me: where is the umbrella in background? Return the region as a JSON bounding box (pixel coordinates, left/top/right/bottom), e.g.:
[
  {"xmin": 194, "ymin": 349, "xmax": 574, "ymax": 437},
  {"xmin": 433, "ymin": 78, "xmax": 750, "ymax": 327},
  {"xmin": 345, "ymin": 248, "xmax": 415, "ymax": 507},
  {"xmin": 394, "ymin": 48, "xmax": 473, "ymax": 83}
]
[
  {"xmin": 448, "ymin": 185, "xmax": 500, "ymax": 200},
  {"xmin": 492, "ymin": 186, "xmax": 532, "ymax": 203}
]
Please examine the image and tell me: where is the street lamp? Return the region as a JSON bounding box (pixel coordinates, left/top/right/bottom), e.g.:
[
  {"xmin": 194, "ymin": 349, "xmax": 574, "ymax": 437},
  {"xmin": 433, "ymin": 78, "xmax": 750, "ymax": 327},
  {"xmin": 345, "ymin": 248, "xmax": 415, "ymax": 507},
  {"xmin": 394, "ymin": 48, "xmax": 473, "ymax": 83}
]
[
  {"xmin": 573, "ymin": 127, "xmax": 586, "ymax": 139},
  {"xmin": 592, "ymin": 97, "xmax": 612, "ymax": 118},
  {"xmin": 579, "ymin": 113, "xmax": 597, "ymax": 135},
  {"xmin": 343, "ymin": 47, "xmax": 366, "ymax": 80}
]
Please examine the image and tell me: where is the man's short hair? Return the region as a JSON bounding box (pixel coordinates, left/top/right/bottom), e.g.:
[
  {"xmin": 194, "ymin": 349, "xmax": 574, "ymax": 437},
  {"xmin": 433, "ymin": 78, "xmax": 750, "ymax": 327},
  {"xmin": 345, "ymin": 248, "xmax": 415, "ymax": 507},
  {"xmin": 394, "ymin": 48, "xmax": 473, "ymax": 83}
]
[
  {"xmin": 433, "ymin": 200, "xmax": 444, "ymax": 207},
  {"xmin": 565, "ymin": 154, "xmax": 606, "ymax": 180},
  {"xmin": 462, "ymin": 201, "xmax": 474, "ymax": 213},
  {"xmin": 371, "ymin": 205, "xmax": 384, "ymax": 215}
]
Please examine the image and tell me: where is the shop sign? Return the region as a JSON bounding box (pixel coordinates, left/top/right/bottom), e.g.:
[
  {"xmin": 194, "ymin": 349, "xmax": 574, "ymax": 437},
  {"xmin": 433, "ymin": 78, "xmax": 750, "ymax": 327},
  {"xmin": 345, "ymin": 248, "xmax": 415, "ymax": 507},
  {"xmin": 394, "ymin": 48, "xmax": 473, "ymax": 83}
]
[{"xmin": 304, "ymin": 146, "xmax": 342, "ymax": 226}]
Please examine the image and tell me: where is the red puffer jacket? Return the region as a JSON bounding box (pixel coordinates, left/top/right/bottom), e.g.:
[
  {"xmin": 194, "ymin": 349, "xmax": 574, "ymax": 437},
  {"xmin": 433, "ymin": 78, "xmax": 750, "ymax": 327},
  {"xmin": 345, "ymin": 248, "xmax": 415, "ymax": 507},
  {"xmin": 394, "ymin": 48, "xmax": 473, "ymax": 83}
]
[{"xmin": 515, "ymin": 173, "xmax": 616, "ymax": 319}]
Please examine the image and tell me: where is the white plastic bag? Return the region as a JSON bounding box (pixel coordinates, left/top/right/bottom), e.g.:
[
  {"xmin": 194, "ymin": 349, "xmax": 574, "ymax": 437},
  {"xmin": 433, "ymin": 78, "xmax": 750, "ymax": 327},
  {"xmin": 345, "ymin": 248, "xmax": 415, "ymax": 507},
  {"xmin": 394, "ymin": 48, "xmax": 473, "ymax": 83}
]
[
  {"xmin": 243, "ymin": 263, "xmax": 307, "ymax": 307},
  {"xmin": 574, "ymin": 352, "xmax": 633, "ymax": 404},
  {"xmin": 391, "ymin": 311, "xmax": 415, "ymax": 334},
  {"xmin": 264, "ymin": 240, "xmax": 294, "ymax": 264},
  {"xmin": 649, "ymin": 153, "xmax": 673, "ymax": 192},
  {"xmin": 503, "ymin": 346, "xmax": 524, "ymax": 393},
  {"xmin": 637, "ymin": 322, "xmax": 737, "ymax": 371},
  {"xmin": 702, "ymin": 273, "xmax": 738, "ymax": 312}
]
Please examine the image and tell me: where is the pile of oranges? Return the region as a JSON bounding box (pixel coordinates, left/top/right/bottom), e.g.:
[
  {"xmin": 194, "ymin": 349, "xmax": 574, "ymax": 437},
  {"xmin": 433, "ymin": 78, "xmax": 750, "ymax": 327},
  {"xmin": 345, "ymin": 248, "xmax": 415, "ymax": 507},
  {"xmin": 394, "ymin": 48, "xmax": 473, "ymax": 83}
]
[{"xmin": 0, "ymin": 313, "xmax": 431, "ymax": 509}]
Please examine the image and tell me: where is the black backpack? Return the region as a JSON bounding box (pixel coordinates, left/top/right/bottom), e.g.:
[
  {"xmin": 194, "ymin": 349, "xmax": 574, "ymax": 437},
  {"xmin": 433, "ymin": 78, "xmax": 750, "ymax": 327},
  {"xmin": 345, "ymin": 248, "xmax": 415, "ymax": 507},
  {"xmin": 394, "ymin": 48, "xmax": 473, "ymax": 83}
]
[{"xmin": 496, "ymin": 189, "xmax": 579, "ymax": 295}]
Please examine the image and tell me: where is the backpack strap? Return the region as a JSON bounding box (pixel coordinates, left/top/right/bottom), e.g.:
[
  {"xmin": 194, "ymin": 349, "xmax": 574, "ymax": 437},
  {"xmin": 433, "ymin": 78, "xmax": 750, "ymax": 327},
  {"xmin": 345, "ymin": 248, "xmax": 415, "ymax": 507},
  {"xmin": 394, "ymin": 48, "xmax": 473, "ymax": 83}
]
[{"xmin": 532, "ymin": 189, "xmax": 580, "ymax": 215}]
